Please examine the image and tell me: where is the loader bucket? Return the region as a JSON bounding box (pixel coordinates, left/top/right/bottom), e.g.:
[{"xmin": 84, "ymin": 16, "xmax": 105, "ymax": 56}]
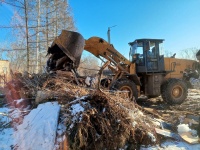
[{"xmin": 48, "ymin": 30, "xmax": 84, "ymax": 69}]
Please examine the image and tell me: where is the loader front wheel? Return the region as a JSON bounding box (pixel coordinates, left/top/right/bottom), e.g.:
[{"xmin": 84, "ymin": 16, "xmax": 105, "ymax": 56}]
[
  {"xmin": 161, "ymin": 79, "xmax": 188, "ymax": 105},
  {"xmin": 110, "ymin": 79, "xmax": 138, "ymax": 101}
]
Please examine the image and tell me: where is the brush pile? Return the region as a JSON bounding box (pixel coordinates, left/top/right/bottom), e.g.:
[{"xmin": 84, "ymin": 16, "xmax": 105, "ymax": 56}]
[
  {"xmin": 4, "ymin": 70, "xmax": 158, "ymax": 149},
  {"xmin": 61, "ymin": 92, "xmax": 157, "ymax": 150}
]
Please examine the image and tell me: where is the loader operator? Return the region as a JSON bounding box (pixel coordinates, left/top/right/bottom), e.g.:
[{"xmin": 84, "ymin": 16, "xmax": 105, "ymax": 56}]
[
  {"xmin": 146, "ymin": 47, "xmax": 157, "ymax": 70},
  {"xmin": 147, "ymin": 47, "xmax": 154, "ymax": 58}
]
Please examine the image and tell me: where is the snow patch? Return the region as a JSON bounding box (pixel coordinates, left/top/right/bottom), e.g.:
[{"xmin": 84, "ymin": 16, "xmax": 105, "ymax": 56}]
[
  {"xmin": 9, "ymin": 108, "xmax": 22, "ymax": 119},
  {"xmin": 13, "ymin": 102, "xmax": 60, "ymax": 150},
  {"xmin": 190, "ymin": 78, "xmax": 200, "ymax": 89},
  {"xmin": 57, "ymin": 123, "xmax": 66, "ymax": 136},
  {"xmin": 0, "ymin": 128, "xmax": 14, "ymax": 150},
  {"xmin": 140, "ymin": 139, "xmax": 200, "ymax": 150},
  {"xmin": 85, "ymin": 77, "xmax": 91, "ymax": 86},
  {"xmin": 177, "ymin": 124, "xmax": 198, "ymax": 136},
  {"xmin": 177, "ymin": 124, "xmax": 191, "ymax": 133},
  {"xmin": 0, "ymin": 107, "xmax": 11, "ymax": 123},
  {"xmin": 71, "ymin": 103, "xmax": 84, "ymax": 116},
  {"xmin": 14, "ymin": 98, "xmax": 25, "ymax": 105},
  {"xmin": 67, "ymin": 98, "xmax": 87, "ymax": 129},
  {"xmin": 147, "ymin": 132, "xmax": 156, "ymax": 142},
  {"xmin": 132, "ymin": 121, "xmax": 137, "ymax": 127}
]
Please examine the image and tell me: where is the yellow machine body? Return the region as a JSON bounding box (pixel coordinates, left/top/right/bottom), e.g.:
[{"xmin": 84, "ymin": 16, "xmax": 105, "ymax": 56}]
[
  {"xmin": 84, "ymin": 36, "xmax": 199, "ymax": 104},
  {"xmin": 164, "ymin": 57, "xmax": 196, "ymax": 79}
]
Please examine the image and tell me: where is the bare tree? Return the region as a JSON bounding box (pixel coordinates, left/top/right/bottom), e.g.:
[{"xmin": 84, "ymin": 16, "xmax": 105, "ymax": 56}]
[
  {"xmin": 1, "ymin": 0, "xmax": 76, "ymax": 73},
  {"xmin": 180, "ymin": 48, "xmax": 199, "ymax": 60},
  {"xmin": 78, "ymin": 55, "xmax": 100, "ymax": 76},
  {"xmin": 164, "ymin": 50, "xmax": 174, "ymax": 57}
]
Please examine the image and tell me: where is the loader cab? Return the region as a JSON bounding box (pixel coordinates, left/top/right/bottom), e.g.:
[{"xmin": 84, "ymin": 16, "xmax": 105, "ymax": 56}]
[{"xmin": 129, "ymin": 39, "xmax": 165, "ymax": 73}]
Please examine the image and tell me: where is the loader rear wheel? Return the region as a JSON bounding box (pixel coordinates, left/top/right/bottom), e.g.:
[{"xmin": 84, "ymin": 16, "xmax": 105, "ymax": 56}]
[
  {"xmin": 110, "ymin": 79, "xmax": 138, "ymax": 101},
  {"xmin": 161, "ymin": 79, "xmax": 188, "ymax": 105}
]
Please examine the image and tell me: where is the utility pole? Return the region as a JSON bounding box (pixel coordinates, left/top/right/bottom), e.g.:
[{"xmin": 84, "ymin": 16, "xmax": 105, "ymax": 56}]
[{"xmin": 107, "ymin": 25, "xmax": 116, "ymax": 44}]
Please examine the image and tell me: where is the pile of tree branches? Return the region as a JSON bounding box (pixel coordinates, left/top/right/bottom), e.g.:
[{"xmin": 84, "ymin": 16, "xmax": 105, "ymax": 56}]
[
  {"xmin": 62, "ymin": 92, "xmax": 157, "ymax": 150},
  {"xmin": 4, "ymin": 71, "xmax": 158, "ymax": 149}
]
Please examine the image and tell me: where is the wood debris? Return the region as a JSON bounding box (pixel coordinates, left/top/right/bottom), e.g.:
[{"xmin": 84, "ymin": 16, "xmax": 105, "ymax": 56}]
[{"xmin": 3, "ymin": 70, "xmax": 200, "ymax": 149}]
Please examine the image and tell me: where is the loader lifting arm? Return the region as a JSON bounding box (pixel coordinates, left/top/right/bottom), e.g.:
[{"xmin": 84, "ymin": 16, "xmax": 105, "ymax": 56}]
[
  {"xmin": 84, "ymin": 37, "xmax": 132, "ymax": 71},
  {"xmin": 84, "ymin": 36, "xmax": 141, "ymax": 101}
]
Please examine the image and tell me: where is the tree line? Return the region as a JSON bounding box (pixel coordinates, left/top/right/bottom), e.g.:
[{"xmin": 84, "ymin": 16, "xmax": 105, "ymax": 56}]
[{"xmin": 0, "ymin": 0, "xmax": 76, "ymax": 73}]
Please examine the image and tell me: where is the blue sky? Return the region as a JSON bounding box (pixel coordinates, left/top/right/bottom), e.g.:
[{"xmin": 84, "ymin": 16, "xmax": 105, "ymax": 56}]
[
  {"xmin": 0, "ymin": 4, "xmax": 13, "ymax": 42},
  {"xmin": 69, "ymin": 0, "xmax": 200, "ymax": 58},
  {"xmin": 0, "ymin": 0, "xmax": 200, "ymax": 59}
]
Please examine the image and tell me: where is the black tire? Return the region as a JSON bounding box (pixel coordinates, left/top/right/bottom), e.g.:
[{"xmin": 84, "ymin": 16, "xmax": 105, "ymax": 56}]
[
  {"xmin": 110, "ymin": 79, "xmax": 138, "ymax": 101},
  {"xmin": 100, "ymin": 78, "xmax": 112, "ymax": 88},
  {"xmin": 161, "ymin": 78, "xmax": 188, "ymax": 105}
]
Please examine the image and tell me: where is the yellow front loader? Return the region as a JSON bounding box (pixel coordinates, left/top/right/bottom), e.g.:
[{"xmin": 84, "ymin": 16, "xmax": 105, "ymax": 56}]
[
  {"xmin": 84, "ymin": 36, "xmax": 200, "ymax": 105},
  {"xmin": 46, "ymin": 30, "xmax": 200, "ymax": 105}
]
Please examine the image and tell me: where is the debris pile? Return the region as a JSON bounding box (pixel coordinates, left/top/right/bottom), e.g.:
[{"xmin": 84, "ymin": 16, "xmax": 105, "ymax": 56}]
[
  {"xmin": 4, "ymin": 71, "xmax": 159, "ymax": 149},
  {"xmin": 190, "ymin": 78, "xmax": 200, "ymax": 89},
  {"xmin": 141, "ymin": 88, "xmax": 200, "ymax": 145},
  {"xmin": 61, "ymin": 92, "xmax": 157, "ymax": 149},
  {"xmin": 3, "ymin": 60, "xmax": 200, "ymax": 149},
  {"xmin": 2, "ymin": 71, "xmax": 200, "ymax": 149}
]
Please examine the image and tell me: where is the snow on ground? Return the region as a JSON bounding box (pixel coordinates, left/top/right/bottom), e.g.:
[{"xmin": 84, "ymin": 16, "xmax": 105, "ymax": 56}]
[
  {"xmin": 1, "ymin": 100, "xmax": 200, "ymax": 150},
  {"xmin": 0, "ymin": 128, "xmax": 14, "ymax": 150},
  {"xmin": 0, "ymin": 107, "xmax": 13, "ymax": 150},
  {"xmin": 0, "ymin": 102, "xmax": 60, "ymax": 150},
  {"xmin": 0, "ymin": 107, "xmax": 11, "ymax": 123},
  {"xmin": 140, "ymin": 140, "xmax": 200, "ymax": 150}
]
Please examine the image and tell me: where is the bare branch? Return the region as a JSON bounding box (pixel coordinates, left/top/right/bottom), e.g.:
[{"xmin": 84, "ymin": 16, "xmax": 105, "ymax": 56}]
[{"xmin": 0, "ymin": 0, "xmax": 24, "ymax": 8}]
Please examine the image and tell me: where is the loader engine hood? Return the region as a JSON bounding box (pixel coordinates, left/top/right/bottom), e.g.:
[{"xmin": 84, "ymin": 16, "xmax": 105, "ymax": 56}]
[{"xmin": 47, "ymin": 30, "xmax": 84, "ymax": 72}]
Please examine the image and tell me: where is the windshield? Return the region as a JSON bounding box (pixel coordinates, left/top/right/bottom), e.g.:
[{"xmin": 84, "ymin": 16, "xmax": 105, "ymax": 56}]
[
  {"xmin": 130, "ymin": 43, "xmax": 137, "ymax": 56},
  {"xmin": 129, "ymin": 42, "xmax": 143, "ymax": 62},
  {"xmin": 130, "ymin": 42, "xmax": 143, "ymax": 55}
]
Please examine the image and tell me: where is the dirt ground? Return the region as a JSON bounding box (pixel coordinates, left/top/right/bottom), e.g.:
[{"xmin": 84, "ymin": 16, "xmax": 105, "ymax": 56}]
[{"xmin": 137, "ymin": 88, "xmax": 200, "ymax": 129}]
